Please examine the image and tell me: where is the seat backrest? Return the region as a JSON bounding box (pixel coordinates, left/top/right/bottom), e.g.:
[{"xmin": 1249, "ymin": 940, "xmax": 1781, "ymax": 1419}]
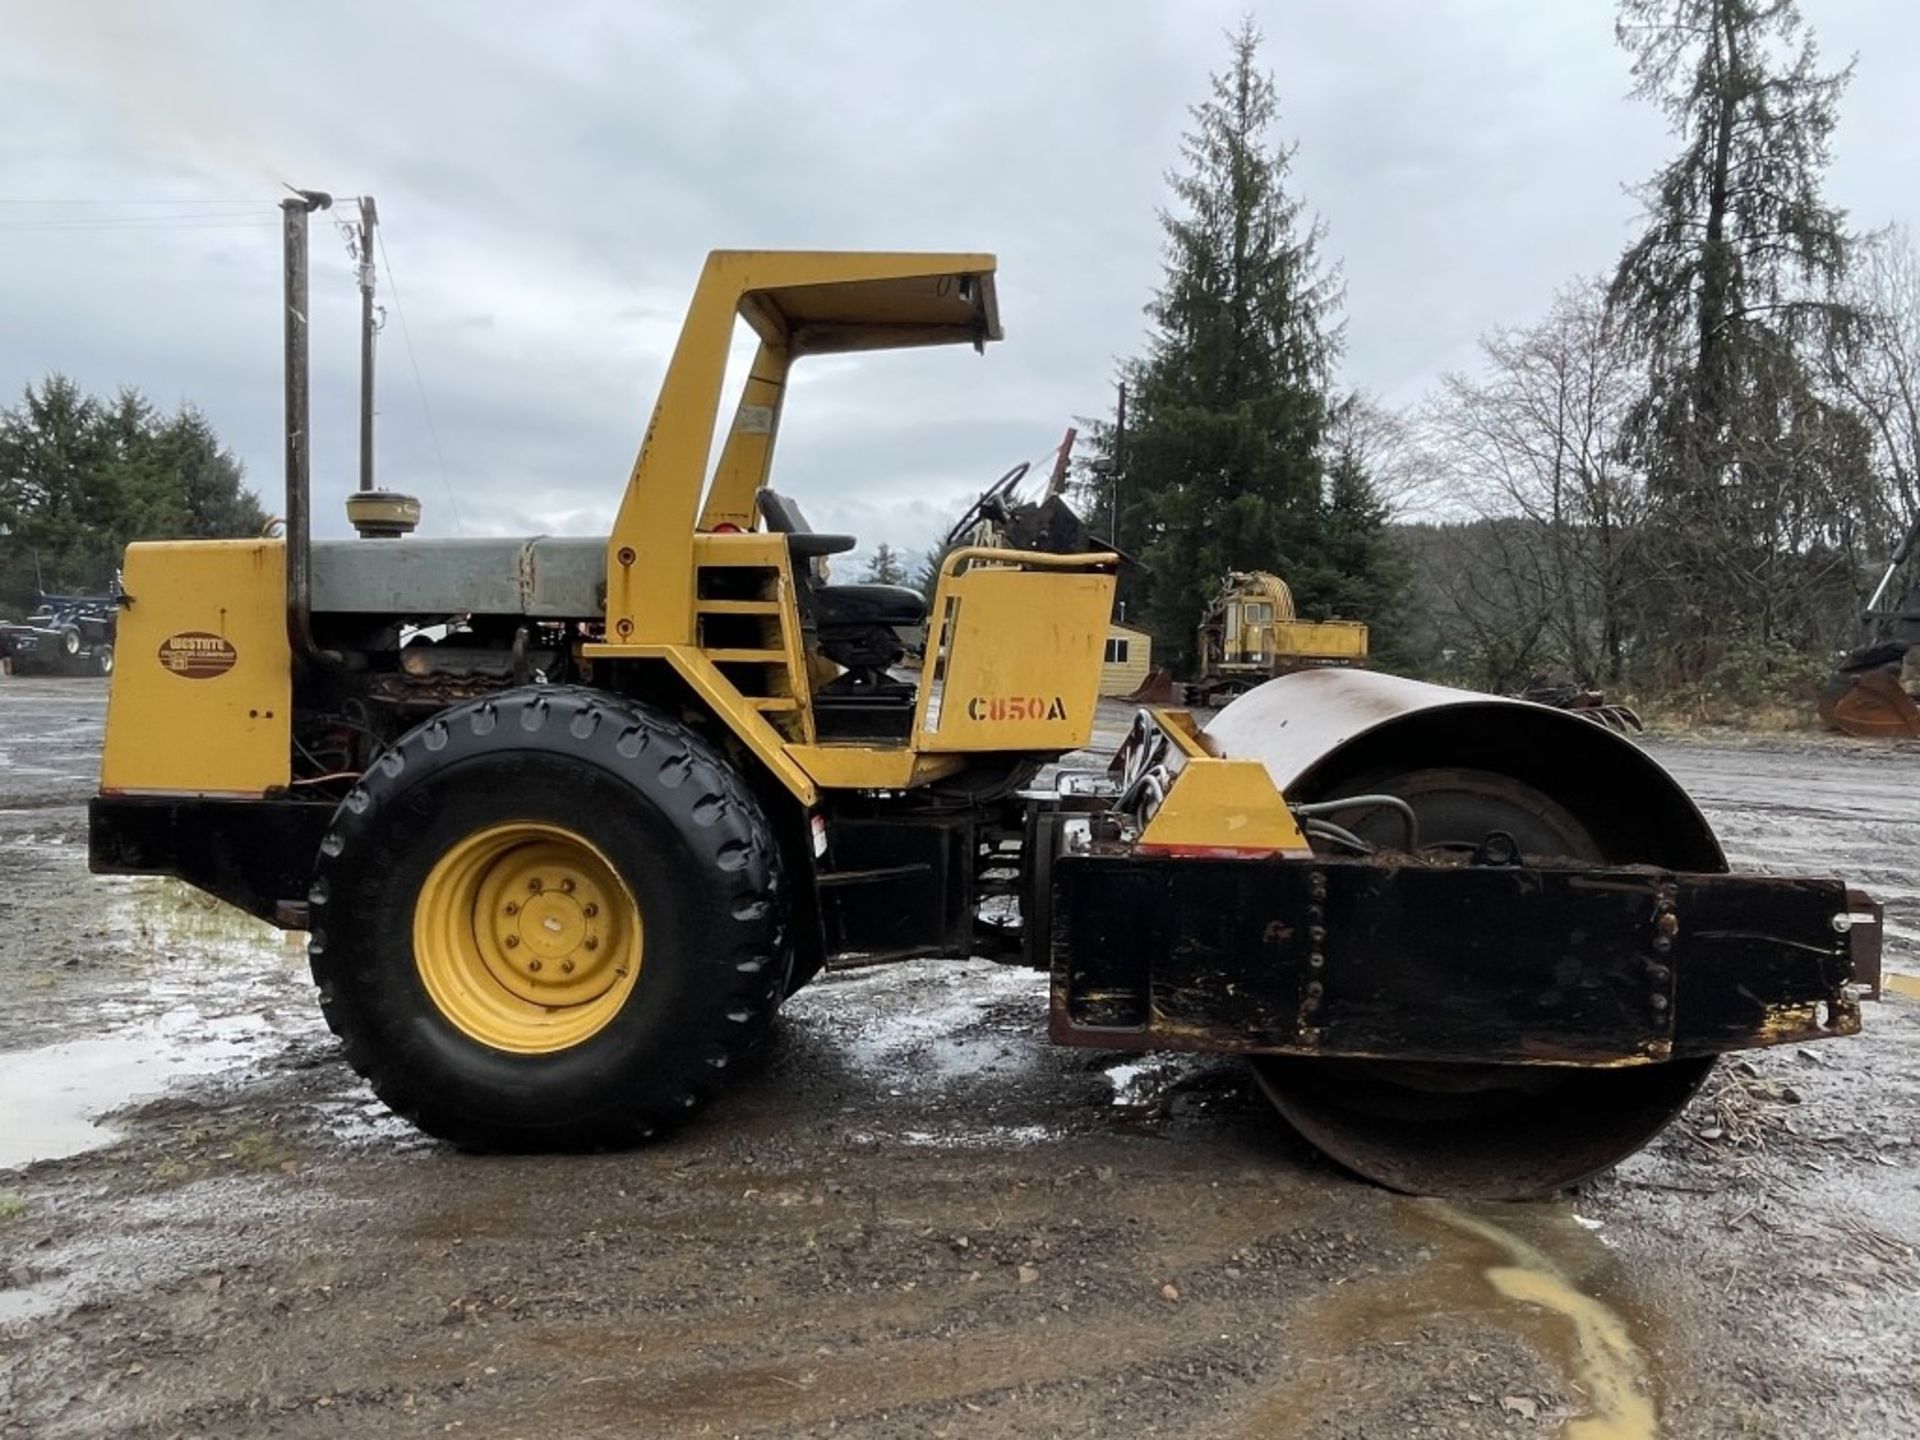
[
  {"xmin": 758, "ymin": 489, "xmax": 812, "ymax": 535},
  {"xmin": 757, "ymin": 490, "xmax": 855, "ymax": 558}
]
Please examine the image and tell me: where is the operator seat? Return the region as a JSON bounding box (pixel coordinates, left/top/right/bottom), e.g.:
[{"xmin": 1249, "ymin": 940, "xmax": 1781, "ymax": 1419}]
[{"xmin": 756, "ymin": 490, "xmax": 927, "ymax": 669}]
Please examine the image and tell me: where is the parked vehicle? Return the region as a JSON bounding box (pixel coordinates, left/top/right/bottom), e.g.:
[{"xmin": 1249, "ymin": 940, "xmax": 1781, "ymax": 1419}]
[
  {"xmin": 0, "ymin": 593, "xmax": 118, "ymax": 676},
  {"xmin": 90, "ymin": 237, "xmax": 1881, "ymax": 1199}
]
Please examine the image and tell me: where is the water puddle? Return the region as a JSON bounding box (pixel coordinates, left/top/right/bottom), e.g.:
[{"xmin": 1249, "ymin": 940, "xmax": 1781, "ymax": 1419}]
[
  {"xmin": 0, "ymin": 878, "xmax": 315, "ymax": 1170},
  {"xmin": 1102, "ymin": 1057, "xmax": 1188, "ymax": 1106},
  {"xmin": 1098, "ymin": 1054, "xmax": 1230, "ymax": 1121},
  {"xmin": 0, "ymin": 1268, "xmax": 87, "ymax": 1325},
  {"xmin": 0, "ymin": 1176, "xmax": 349, "ymax": 1325},
  {"xmin": 0, "ymin": 1006, "xmax": 284, "ymax": 1169},
  {"xmin": 844, "ymin": 1123, "xmax": 1060, "ymax": 1151},
  {"xmin": 1243, "ymin": 1200, "xmax": 1656, "ymax": 1439},
  {"xmin": 1426, "ymin": 1203, "xmax": 1656, "ymax": 1440},
  {"xmin": 789, "ymin": 960, "xmax": 1046, "ymax": 1094}
]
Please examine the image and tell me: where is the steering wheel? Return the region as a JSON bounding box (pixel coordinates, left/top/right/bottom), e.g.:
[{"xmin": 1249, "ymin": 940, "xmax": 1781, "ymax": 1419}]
[{"xmin": 944, "ymin": 461, "xmax": 1032, "ymax": 549}]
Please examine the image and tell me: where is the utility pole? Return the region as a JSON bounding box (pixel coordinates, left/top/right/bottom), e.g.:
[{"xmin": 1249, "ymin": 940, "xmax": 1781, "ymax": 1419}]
[
  {"xmin": 339, "ymin": 194, "xmax": 417, "ymax": 538},
  {"xmin": 1111, "ymin": 380, "xmax": 1127, "ymax": 547},
  {"xmin": 355, "ymin": 196, "xmax": 379, "ymax": 495}
]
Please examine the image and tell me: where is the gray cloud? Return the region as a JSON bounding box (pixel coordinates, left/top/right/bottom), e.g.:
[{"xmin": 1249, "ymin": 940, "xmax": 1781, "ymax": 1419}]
[{"xmin": 1, "ymin": 0, "xmax": 1912, "ymax": 566}]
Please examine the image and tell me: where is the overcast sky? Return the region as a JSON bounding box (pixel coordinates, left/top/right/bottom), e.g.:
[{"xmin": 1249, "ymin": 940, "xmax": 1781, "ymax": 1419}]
[{"xmin": 2, "ymin": 0, "xmax": 1914, "ymax": 564}]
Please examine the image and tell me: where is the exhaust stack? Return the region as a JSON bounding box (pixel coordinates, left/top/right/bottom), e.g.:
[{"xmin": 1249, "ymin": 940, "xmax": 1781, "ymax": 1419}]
[{"xmin": 280, "ymin": 189, "xmax": 339, "ymax": 668}]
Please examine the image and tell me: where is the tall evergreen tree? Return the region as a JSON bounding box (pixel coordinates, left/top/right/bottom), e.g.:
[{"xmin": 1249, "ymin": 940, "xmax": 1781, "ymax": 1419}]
[
  {"xmin": 1093, "ymin": 20, "xmax": 1344, "ymax": 666},
  {"xmin": 158, "ymin": 408, "xmax": 263, "ymax": 538},
  {"xmin": 860, "ymin": 541, "xmax": 908, "ymax": 586},
  {"xmin": 1608, "ymin": 0, "xmax": 1869, "ymax": 666},
  {"xmin": 0, "ymin": 375, "xmax": 265, "ymax": 611},
  {"xmin": 1277, "ymin": 394, "xmax": 1412, "ymax": 668}
]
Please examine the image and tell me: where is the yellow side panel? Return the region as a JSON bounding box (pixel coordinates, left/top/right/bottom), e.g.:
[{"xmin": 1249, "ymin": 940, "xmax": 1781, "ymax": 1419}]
[
  {"xmin": 916, "ymin": 567, "xmax": 1115, "ymax": 752},
  {"xmin": 101, "ymin": 540, "xmax": 292, "ymax": 795},
  {"xmin": 1272, "ymin": 620, "xmax": 1369, "ymax": 660},
  {"xmin": 1137, "ymin": 758, "xmax": 1309, "ymax": 857},
  {"xmin": 787, "ymin": 746, "xmax": 965, "ymax": 790}
]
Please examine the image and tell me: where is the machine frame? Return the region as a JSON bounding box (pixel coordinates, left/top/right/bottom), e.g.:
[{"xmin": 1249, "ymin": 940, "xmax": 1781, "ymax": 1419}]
[{"xmin": 87, "ymin": 237, "xmax": 1883, "ymax": 1198}]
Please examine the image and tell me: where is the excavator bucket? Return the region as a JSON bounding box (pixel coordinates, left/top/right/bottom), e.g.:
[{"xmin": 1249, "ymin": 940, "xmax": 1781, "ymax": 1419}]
[
  {"xmin": 1121, "ymin": 667, "xmax": 1180, "ymax": 704},
  {"xmin": 1822, "ymin": 514, "xmax": 1920, "ymax": 736},
  {"xmin": 1818, "ymin": 654, "xmax": 1920, "ymax": 738}
]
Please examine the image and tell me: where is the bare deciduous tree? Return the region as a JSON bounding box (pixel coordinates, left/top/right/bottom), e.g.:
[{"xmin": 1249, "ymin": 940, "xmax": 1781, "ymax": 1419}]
[
  {"xmin": 1326, "ymin": 391, "xmax": 1425, "ymax": 516},
  {"xmin": 1422, "ymin": 282, "xmax": 1647, "ymax": 685},
  {"xmin": 1830, "ymin": 223, "xmax": 1920, "ymax": 536}
]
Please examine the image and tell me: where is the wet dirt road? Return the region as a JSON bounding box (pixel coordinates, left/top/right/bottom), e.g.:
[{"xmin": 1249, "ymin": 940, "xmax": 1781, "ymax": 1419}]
[{"xmin": 1, "ymin": 678, "xmax": 1916, "ymax": 1439}]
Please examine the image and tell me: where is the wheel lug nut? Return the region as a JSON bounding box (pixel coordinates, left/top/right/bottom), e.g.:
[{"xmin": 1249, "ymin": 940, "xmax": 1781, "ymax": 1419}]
[
  {"xmin": 584, "ymin": 937, "xmax": 599, "ymax": 951},
  {"xmin": 561, "ymin": 959, "xmax": 575, "ymax": 973},
  {"xmin": 503, "ymin": 935, "xmax": 520, "ymax": 949},
  {"xmin": 560, "ymin": 878, "xmax": 575, "ymax": 894},
  {"xmin": 528, "ymin": 959, "xmax": 542, "ymax": 972},
  {"xmin": 504, "ymin": 901, "xmax": 519, "ymax": 916},
  {"xmin": 528, "ymin": 877, "xmax": 543, "ymax": 893},
  {"xmin": 582, "ymin": 903, "xmax": 598, "ymax": 918}
]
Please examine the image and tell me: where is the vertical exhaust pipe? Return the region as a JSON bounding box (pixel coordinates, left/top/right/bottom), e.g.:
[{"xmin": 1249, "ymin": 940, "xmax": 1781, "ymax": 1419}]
[{"xmin": 281, "ymin": 189, "xmax": 340, "ymax": 667}]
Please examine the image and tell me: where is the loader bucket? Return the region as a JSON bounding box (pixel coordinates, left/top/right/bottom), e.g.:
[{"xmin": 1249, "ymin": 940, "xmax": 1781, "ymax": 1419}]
[
  {"xmin": 1817, "ymin": 659, "xmax": 1920, "ymax": 739},
  {"xmin": 1202, "ymin": 668, "xmax": 1728, "ymax": 1197},
  {"xmin": 1120, "ymin": 667, "xmax": 1180, "ymax": 705}
]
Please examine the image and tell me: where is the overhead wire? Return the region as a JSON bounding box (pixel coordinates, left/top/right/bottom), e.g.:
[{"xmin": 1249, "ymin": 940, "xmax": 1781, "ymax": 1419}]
[
  {"xmin": 0, "ymin": 216, "xmax": 277, "ymax": 232},
  {"xmin": 375, "ymin": 225, "xmax": 462, "ymax": 533},
  {"xmin": 4, "ymin": 193, "xmax": 464, "ymax": 535},
  {"xmin": 0, "ymin": 198, "xmax": 269, "ymax": 205},
  {"xmin": 0, "ymin": 199, "xmax": 278, "ymax": 234},
  {"xmin": 0, "ymin": 209, "xmax": 267, "ymax": 217}
]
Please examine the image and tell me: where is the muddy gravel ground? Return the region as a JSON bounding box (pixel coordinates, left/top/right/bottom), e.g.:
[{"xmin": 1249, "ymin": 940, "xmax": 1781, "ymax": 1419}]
[{"xmin": 1, "ymin": 677, "xmax": 1916, "ymax": 1439}]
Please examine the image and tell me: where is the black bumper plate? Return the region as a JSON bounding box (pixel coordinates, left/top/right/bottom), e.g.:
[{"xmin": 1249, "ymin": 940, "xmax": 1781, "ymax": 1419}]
[
  {"xmin": 1050, "ymin": 855, "xmax": 1865, "ymax": 1064},
  {"xmin": 91, "ymin": 794, "xmax": 336, "ymax": 926}
]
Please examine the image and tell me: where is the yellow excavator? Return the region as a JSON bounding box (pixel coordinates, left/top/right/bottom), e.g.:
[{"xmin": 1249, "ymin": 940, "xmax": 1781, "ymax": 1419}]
[
  {"xmin": 1189, "ymin": 570, "xmax": 1368, "ymax": 705},
  {"xmin": 1122, "ymin": 571, "xmax": 1367, "ymax": 707},
  {"xmin": 86, "ymin": 205, "xmax": 1881, "ymax": 1197},
  {"xmin": 1131, "ymin": 572, "xmax": 1642, "ymax": 732}
]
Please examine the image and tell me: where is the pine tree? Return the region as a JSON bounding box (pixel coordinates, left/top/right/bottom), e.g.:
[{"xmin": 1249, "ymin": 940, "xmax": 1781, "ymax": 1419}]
[
  {"xmin": 1608, "ymin": 0, "xmax": 1869, "ymax": 667},
  {"xmin": 1295, "ymin": 398, "xmax": 1412, "ymax": 667},
  {"xmin": 0, "ymin": 376, "xmax": 265, "ymax": 611},
  {"xmin": 159, "ymin": 408, "xmax": 265, "ymax": 539},
  {"xmin": 1094, "ymin": 19, "xmax": 1343, "ymax": 666},
  {"xmin": 860, "ymin": 541, "xmax": 908, "ymax": 586},
  {"xmin": 1313, "ymin": 440, "xmax": 1396, "ymax": 613}
]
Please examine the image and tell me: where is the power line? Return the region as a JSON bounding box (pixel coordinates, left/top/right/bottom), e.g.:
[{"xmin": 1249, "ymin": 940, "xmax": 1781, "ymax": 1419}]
[
  {"xmin": 0, "ymin": 218, "xmax": 269, "ymax": 227},
  {"xmin": 0, "ymin": 216, "xmax": 277, "ymax": 232},
  {"xmin": 375, "ymin": 226, "xmax": 462, "ymax": 534},
  {"xmin": 0, "ymin": 213, "xmax": 271, "ymax": 224},
  {"xmin": 0, "ymin": 198, "xmax": 272, "ymax": 206}
]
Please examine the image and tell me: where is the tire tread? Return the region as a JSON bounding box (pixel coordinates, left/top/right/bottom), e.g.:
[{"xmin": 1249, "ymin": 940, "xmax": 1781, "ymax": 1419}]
[{"xmin": 307, "ymin": 685, "xmax": 788, "ymax": 1150}]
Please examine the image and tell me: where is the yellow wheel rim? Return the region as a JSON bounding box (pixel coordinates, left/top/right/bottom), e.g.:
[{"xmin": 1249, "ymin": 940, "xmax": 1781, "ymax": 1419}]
[{"xmin": 412, "ymin": 821, "xmax": 643, "ymax": 1054}]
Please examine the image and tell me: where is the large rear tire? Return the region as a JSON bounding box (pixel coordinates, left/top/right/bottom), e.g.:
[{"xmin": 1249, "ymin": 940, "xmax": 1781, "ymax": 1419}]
[
  {"xmin": 1251, "ymin": 765, "xmax": 1715, "ymax": 1198},
  {"xmin": 308, "ymin": 686, "xmax": 790, "ymax": 1150}
]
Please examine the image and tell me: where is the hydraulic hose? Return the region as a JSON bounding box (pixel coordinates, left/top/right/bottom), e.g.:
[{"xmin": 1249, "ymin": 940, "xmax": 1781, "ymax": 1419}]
[{"xmin": 1290, "ymin": 794, "xmax": 1421, "ymax": 854}]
